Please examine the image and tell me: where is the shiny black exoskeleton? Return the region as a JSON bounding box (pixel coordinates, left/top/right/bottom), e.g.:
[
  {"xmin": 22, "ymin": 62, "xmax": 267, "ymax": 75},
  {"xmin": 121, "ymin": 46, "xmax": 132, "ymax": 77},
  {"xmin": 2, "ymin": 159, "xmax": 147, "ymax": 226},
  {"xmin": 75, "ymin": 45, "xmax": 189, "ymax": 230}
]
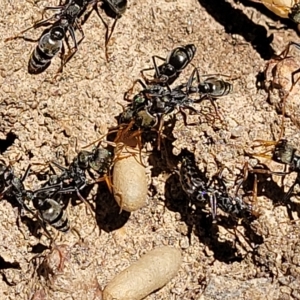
[
  {"xmin": 104, "ymin": 0, "xmax": 127, "ymax": 17},
  {"xmin": 271, "ymin": 139, "xmax": 300, "ymax": 200},
  {"xmin": 77, "ymin": 148, "xmax": 113, "ymax": 178},
  {"xmin": 37, "ymin": 146, "xmax": 113, "ymax": 198},
  {"xmin": 196, "ymin": 77, "xmax": 232, "ymax": 98},
  {"xmin": 183, "ymin": 68, "xmax": 233, "ymax": 99},
  {"xmin": 179, "ymin": 149, "xmax": 253, "ymax": 219},
  {"xmin": 0, "ymin": 161, "xmax": 69, "ymax": 232},
  {"xmin": 142, "ymin": 44, "xmax": 196, "ymax": 85},
  {"xmin": 120, "ymin": 80, "xmax": 198, "ymax": 131},
  {"xmin": 5, "ymin": 0, "xmax": 91, "ymax": 73},
  {"xmin": 28, "ymin": 25, "xmax": 66, "ymax": 74},
  {"xmin": 30, "ymin": 190, "xmax": 70, "ymax": 232},
  {"xmin": 272, "ymin": 139, "xmax": 300, "ymax": 170},
  {"xmin": 0, "ymin": 162, "xmax": 34, "ymax": 213}
]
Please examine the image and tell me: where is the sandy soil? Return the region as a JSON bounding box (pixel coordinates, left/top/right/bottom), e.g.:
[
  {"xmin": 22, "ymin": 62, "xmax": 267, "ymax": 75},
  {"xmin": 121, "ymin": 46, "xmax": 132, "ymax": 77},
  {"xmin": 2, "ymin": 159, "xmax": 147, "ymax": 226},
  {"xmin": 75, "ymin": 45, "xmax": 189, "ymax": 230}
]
[{"xmin": 1, "ymin": 0, "xmax": 300, "ymax": 299}]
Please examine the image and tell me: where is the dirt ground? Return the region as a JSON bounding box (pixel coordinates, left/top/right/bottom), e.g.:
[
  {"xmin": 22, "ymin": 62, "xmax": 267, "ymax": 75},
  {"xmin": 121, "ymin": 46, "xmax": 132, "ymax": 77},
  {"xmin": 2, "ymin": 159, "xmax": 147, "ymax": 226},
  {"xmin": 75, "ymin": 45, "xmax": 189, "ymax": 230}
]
[{"xmin": 1, "ymin": 0, "xmax": 300, "ymax": 299}]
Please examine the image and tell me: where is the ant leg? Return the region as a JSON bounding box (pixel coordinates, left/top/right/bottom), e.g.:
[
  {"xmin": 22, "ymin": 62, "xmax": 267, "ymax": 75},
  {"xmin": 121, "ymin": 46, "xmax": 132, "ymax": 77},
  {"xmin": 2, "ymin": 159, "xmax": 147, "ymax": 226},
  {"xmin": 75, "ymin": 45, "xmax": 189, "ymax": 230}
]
[
  {"xmin": 0, "ymin": 184, "xmax": 13, "ymax": 200},
  {"xmin": 252, "ymin": 173, "xmax": 258, "ymax": 211},
  {"xmin": 278, "ymin": 41, "xmax": 300, "ymax": 60},
  {"xmin": 114, "ymin": 192, "xmax": 124, "ymax": 214},
  {"xmin": 56, "ymin": 25, "xmax": 85, "ymax": 74},
  {"xmin": 95, "ymin": 174, "xmax": 114, "ymax": 193},
  {"xmin": 156, "ymin": 117, "xmax": 165, "ymax": 151},
  {"xmin": 206, "ymin": 96, "xmax": 224, "ymax": 123},
  {"xmin": 179, "ymin": 107, "xmax": 189, "ymax": 126},
  {"xmin": 35, "ymin": 213, "xmax": 54, "ymax": 242},
  {"xmin": 41, "ymin": 6, "xmax": 64, "ymax": 15},
  {"xmin": 4, "ymin": 15, "xmax": 55, "ymax": 42},
  {"xmin": 233, "ymin": 161, "xmax": 284, "ymax": 199},
  {"xmin": 16, "ymin": 211, "xmax": 31, "ymax": 240},
  {"xmin": 64, "ymin": 23, "xmax": 85, "ymax": 64},
  {"xmin": 248, "ymin": 139, "xmax": 279, "ymax": 160},
  {"xmin": 140, "ymin": 55, "xmax": 165, "ymax": 83},
  {"xmin": 185, "ymin": 102, "xmax": 216, "ymax": 126},
  {"xmin": 279, "ymin": 97, "xmax": 286, "ymax": 140},
  {"xmin": 93, "ymin": 4, "xmax": 117, "ymax": 61},
  {"xmin": 152, "ymin": 55, "xmax": 167, "ymax": 77},
  {"xmin": 20, "ymin": 164, "xmax": 32, "ymax": 183},
  {"xmin": 52, "ymin": 42, "xmax": 66, "ymax": 78},
  {"xmin": 71, "ymin": 226, "xmax": 84, "ymax": 242},
  {"xmin": 76, "ymin": 189, "xmax": 94, "ymax": 215},
  {"xmin": 48, "ymin": 243, "xmax": 69, "ymax": 272},
  {"xmin": 253, "ymin": 140, "xmax": 278, "ymax": 148},
  {"xmin": 140, "ymin": 67, "xmax": 156, "ymax": 83},
  {"xmin": 178, "ymin": 107, "xmax": 202, "ymax": 127},
  {"xmin": 185, "ymin": 67, "xmax": 198, "ymax": 93},
  {"xmin": 124, "ymin": 79, "xmax": 147, "ymax": 101},
  {"xmin": 252, "ymin": 168, "xmax": 289, "ymax": 177},
  {"xmin": 283, "ymin": 173, "xmax": 300, "ymax": 203},
  {"xmin": 105, "ymin": 17, "xmax": 119, "ymax": 61},
  {"xmin": 127, "ymin": 128, "xmax": 146, "ymax": 168},
  {"xmin": 51, "ymin": 161, "xmax": 69, "ymax": 172},
  {"xmin": 209, "ymin": 194, "xmax": 217, "ymax": 220},
  {"xmin": 250, "ymin": 173, "xmax": 263, "ymax": 217},
  {"xmin": 82, "ymin": 131, "xmax": 119, "ymax": 149},
  {"xmin": 234, "ymin": 162, "xmax": 249, "ymax": 196}
]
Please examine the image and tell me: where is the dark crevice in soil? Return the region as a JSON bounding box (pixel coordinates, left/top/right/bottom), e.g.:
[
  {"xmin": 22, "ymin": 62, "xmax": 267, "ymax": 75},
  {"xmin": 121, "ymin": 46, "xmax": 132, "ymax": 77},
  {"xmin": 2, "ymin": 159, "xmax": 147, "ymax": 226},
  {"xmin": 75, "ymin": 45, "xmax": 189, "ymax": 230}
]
[
  {"xmin": 95, "ymin": 182, "xmax": 130, "ymax": 232},
  {"xmin": 1, "ymin": 273, "xmax": 16, "ymax": 286},
  {"xmin": 31, "ymin": 243, "xmax": 49, "ymax": 254},
  {"xmin": 0, "ymin": 256, "xmax": 20, "ymax": 270},
  {"xmin": 0, "ymin": 132, "xmax": 17, "ymax": 154},
  {"xmin": 196, "ymin": 0, "xmax": 275, "ymax": 59}
]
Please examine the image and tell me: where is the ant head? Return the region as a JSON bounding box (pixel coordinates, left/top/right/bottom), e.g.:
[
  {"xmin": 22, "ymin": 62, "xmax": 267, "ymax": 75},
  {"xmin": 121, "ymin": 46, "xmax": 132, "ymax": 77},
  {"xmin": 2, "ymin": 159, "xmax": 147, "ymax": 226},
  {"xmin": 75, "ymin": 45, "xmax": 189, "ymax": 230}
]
[
  {"xmin": 89, "ymin": 148, "xmax": 113, "ymax": 174},
  {"xmin": 135, "ymin": 109, "xmax": 157, "ymax": 129},
  {"xmin": 273, "ymin": 140, "xmax": 295, "ymax": 165},
  {"xmin": 77, "ymin": 151, "xmax": 92, "ymax": 170}
]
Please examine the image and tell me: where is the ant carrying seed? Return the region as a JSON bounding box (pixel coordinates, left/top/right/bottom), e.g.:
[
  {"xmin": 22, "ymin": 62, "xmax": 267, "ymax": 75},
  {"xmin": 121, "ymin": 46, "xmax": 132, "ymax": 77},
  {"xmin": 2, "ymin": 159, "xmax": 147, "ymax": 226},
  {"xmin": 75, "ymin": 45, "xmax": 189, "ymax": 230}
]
[{"xmin": 83, "ymin": 122, "xmax": 148, "ymax": 212}]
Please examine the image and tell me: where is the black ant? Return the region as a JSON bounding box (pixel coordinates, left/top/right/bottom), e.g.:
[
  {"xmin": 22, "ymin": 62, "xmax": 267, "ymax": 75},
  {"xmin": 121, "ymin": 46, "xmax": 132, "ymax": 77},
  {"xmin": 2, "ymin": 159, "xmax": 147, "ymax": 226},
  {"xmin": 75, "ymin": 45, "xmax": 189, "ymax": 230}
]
[
  {"xmin": 5, "ymin": 0, "xmax": 89, "ymax": 73},
  {"xmin": 179, "ymin": 149, "xmax": 254, "ymax": 220},
  {"xmin": 184, "ymin": 67, "xmax": 233, "ymax": 98},
  {"xmin": 0, "ymin": 161, "xmax": 69, "ymax": 233},
  {"xmin": 5, "ymin": 0, "xmax": 127, "ymax": 73},
  {"xmin": 35, "ymin": 145, "xmax": 113, "ymax": 210},
  {"xmin": 141, "ymin": 44, "xmax": 196, "ymax": 85}
]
